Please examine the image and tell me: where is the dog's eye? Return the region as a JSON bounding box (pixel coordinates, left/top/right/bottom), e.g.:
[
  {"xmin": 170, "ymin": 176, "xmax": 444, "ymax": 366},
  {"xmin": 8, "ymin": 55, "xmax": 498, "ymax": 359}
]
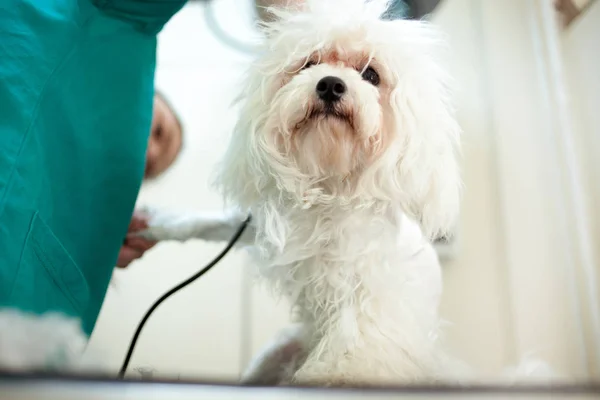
[
  {"xmin": 361, "ymin": 66, "xmax": 380, "ymax": 86},
  {"xmin": 302, "ymin": 60, "xmax": 316, "ymax": 70}
]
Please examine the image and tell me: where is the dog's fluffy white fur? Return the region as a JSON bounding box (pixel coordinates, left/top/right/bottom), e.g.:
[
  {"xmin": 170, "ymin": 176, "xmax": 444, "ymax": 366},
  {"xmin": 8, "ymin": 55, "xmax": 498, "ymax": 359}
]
[
  {"xmin": 0, "ymin": 309, "xmax": 94, "ymax": 372},
  {"xmin": 212, "ymin": 0, "xmax": 461, "ymax": 385},
  {"xmin": 221, "ymin": 0, "xmax": 460, "ymax": 241}
]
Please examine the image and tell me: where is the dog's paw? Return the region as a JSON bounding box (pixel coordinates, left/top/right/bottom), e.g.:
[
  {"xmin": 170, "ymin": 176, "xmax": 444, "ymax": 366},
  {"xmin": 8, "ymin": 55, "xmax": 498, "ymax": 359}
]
[
  {"xmin": 134, "ymin": 206, "xmax": 251, "ymax": 243},
  {"xmin": 291, "ymin": 370, "xmax": 355, "ymax": 387},
  {"xmin": 502, "ymin": 358, "xmax": 559, "ymax": 384},
  {"xmin": 139, "ymin": 211, "xmax": 217, "ymax": 242},
  {"xmin": 139, "ymin": 218, "xmax": 195, "ymax": 242},
  {"xmin": 132, "ymin": 206, "xmax": 184, "ymax": 241}
]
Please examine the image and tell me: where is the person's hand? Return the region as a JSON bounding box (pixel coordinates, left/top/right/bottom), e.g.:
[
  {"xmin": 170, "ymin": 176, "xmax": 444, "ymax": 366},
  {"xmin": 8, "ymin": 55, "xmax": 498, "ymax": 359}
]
[{"xmin": 116, "ymin": 212, "xmax": 157, "ymax": 268}]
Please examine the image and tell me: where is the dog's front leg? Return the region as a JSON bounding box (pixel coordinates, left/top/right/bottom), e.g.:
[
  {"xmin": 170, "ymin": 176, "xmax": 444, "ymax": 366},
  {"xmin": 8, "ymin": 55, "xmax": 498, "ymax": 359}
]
[
  {"xmin": 135, "ymin": 206, "xmax": 255, "ymax": 245},
  {"xmin": 242, "ymin": 324, "xmax": 309, "ymax": 385},
  {"xmin": 289, "ymin": 329, "xmax": 368, "ymax": 387},
  {"xmin": 290, "ymin": 326, "xmax": 427, "ymax": 387},
  {"xmin": 291, "ymin": 355, "xmax": 358, "ymax": 387}
]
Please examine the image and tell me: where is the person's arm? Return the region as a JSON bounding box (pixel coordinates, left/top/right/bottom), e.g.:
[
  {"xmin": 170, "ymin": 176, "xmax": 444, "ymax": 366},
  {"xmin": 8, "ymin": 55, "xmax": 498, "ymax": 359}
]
[{"xmin": 0, "ymin": 0, "xmax": 187, "ymax": 337}]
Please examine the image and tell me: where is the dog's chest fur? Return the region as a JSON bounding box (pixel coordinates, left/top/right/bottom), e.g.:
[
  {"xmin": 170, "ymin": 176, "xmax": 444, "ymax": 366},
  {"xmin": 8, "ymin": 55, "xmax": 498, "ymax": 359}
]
[
  {"xmin": 250, "ymin": 202, "xmax": 443, "ymax": 334},
  {"xmin": 243, "ymin": 201, "xmax": 447, "ymax": 383}
]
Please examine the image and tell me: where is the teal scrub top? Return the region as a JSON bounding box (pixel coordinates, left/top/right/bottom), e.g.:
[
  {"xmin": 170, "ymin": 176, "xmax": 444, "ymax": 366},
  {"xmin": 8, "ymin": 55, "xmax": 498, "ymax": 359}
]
[{"xmin": 0, "ymin": 0, "xmax": 186, "ymax": 335}]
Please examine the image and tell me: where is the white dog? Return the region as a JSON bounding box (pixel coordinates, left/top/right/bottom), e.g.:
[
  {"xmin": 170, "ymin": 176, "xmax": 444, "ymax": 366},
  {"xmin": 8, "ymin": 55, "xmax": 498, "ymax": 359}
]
[
  {"xmin": 145, "ymin": 0, "xmax": 462, "ymax": 386},
  {"xmin": 141, "ymin": 0, "xmax": 558, "ymax": 387}
]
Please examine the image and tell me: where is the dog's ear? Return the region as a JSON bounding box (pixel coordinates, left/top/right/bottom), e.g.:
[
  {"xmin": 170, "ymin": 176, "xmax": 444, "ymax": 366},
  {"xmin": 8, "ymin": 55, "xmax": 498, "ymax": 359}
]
[
  {"xmin": 389, "ymin": 45, "xmax": 462, "ymax": 241},
  {"xmin": 213, "ymin": 66, "xmax": 275, "ymax": 209}
]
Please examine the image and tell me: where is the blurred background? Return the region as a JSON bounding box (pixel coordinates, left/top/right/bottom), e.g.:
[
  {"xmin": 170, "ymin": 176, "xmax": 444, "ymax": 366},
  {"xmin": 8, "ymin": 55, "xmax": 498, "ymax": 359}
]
[{"xmin": 84, "ymin": 0, "xmax": 600, "ymax": 384}]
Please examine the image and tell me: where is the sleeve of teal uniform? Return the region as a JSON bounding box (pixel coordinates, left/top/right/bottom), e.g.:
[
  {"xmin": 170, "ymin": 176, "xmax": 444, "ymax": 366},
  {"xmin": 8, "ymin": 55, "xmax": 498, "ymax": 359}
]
[{"xmin": 0, "ymin": 0, "xmax": 186, "ymax": 335}]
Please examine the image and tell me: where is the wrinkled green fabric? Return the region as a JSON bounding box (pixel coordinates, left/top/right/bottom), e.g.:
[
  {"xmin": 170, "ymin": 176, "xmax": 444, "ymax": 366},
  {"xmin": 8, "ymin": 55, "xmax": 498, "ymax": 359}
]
[{"xmin": 0, "ymin": 0, "xmax": 186, "ymax": 335}]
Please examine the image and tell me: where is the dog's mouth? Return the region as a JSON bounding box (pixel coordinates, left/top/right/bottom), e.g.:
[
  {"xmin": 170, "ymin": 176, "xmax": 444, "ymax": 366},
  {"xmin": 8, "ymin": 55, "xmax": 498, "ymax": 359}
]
[
  {"xmin": 292, "ymin": 101, "xmax": 357, "ymax": 134},
  {"xmin": 311, "ymin": 106, "xmax": 348, "ymax": 120},
  {"xmin": 296, "ymin": 105, "xmax": 354, "ymax": 130}
]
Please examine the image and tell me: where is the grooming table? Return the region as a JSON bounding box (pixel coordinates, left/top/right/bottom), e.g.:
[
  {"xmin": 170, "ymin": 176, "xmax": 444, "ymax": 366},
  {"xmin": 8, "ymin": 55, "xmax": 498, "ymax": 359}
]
[{"xmin": 0, "ymin": 373, "xmax": 598, "ymax": 400}]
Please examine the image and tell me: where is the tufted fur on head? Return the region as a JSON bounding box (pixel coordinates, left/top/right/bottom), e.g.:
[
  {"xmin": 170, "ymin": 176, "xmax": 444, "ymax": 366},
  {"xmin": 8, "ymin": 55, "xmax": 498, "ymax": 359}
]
[{"xmin": 216, "ymin": 0, "xmax": 461, "ymax": 242}]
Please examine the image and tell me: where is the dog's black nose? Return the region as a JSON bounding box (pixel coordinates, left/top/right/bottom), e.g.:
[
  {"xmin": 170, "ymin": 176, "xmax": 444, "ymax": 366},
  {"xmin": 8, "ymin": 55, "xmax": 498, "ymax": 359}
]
[{"xmin": 316, "ymin": 76, "xmax": 346, "ymax": 103}]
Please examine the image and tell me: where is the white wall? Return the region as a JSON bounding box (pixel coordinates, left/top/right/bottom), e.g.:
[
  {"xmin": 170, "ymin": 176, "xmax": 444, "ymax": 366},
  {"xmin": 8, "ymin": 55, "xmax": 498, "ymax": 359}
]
[
  {"xmin": 463, "ymin": 0, "xmax": 600, "ymax": 380},
  {"xmin": 560, "ymin": 0, "xmax": 600, "ymax": 378},
  {"xmin": 562, "ymin": 0, "xmax": 600, "ymax": 303},
  {"xmin": 86, "ymin": 0, "xmax": 599, "ymax": 382}
]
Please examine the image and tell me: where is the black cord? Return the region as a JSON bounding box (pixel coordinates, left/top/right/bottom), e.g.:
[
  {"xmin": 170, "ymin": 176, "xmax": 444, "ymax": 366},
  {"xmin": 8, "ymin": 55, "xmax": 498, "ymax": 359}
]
[{"xmin": 118, "ymin": 215, "xmax": 252, "ymax": 378}]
